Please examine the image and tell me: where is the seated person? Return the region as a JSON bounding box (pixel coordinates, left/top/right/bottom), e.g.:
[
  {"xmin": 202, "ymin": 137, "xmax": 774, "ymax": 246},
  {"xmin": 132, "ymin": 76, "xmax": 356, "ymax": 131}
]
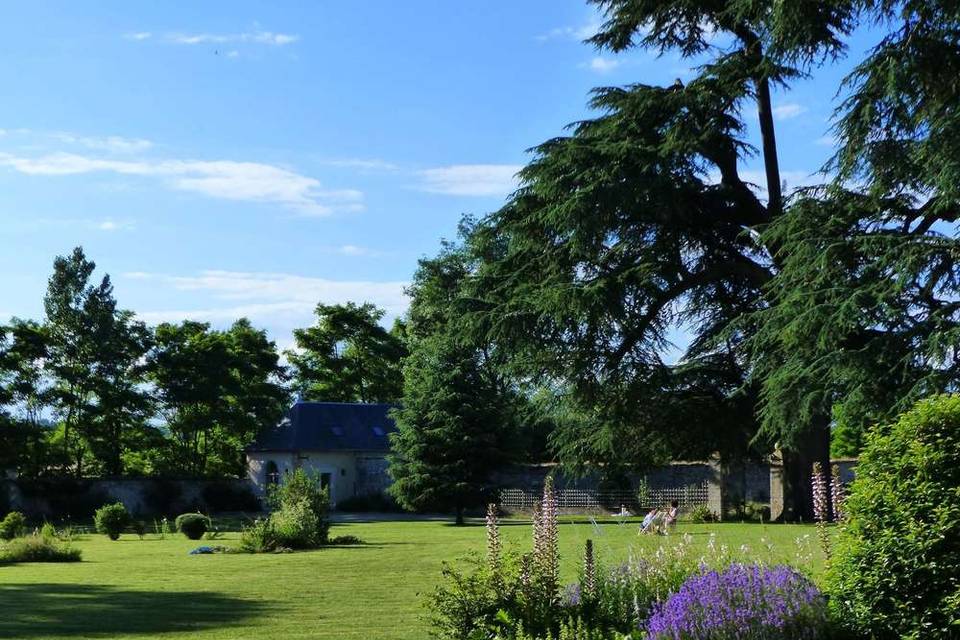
[
  {"xmin": 639, "ymin": 508, "xmax": 662, "ymax": 534},
  {"xmin": 664, "ymin": 500, "xmax": 680, "ymax": 527},
  {"xmin": 616, "ymin": 504, "xmax": 631, "ymax": 517}
]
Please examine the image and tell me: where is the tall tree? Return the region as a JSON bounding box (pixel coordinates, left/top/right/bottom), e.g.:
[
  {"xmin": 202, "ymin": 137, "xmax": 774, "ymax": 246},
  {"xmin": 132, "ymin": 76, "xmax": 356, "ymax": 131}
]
[
  {"xmin": 148, "ymin": 319, "xmax": 287, "ymax": 476},
  {"xmin": 460, "ymin": 0, "xmax": 960, "ymax": 518},
  {"xmin": 43, "ymin": 247, "xmax": 151, "ymax": 476},
  {"xmin": 0, "ymin": 321, "xmax": 54, "ymax": 476},
  {"xmin": 289, "ymin": 302, "xmax": 406, "ymax": 403},
  {"xmin": 388, "ymin": 245, "xmax": 516, "ymax": 524}
]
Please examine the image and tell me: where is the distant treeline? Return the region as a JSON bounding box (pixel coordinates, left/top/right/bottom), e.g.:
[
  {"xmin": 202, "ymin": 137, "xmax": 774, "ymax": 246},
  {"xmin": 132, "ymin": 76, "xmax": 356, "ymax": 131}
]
[{"xmin": 0, "ymin": 247, "xmax": 408, "ymax": 479}]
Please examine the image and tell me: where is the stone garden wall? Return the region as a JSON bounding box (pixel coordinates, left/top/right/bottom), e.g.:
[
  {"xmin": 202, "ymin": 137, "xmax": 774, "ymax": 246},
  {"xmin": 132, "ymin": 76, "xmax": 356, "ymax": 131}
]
[{"xmin": 0, "ymin": 477, "xmax": 259, "ymax": 520}]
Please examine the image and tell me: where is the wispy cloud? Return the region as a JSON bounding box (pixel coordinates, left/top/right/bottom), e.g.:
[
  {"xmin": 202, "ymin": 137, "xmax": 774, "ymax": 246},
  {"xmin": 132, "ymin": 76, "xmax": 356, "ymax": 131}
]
[
  {"xmin": 417, "ymin": 164, "xmax": 522, "ymax": 197},
  {"xmin": 772, "ymin": 103, "xmax": 806, "ymax": 121},
  {"xmin": 145, "ymin": 30, "xmax": 299, "ymax": 46},
  {"xmin": 124, "ymin": 270, "xmax": 409, "ymax": 329},
  {"xmin": 337, "ymin": 244, "xmax": 382, "ymax": 257},
  {"xmin": 320, "ymin": 158, "xmax": 399, "ymax": 172},
  {"xmin": 0, "ymin": 152, "xmax": 361, "ymax": 216},
  {"xmin": 123, "ymin": 32, "xmax": 152, "ymax": 41},
  {"xmin": 815, "ymin": 134, "xmax": 838, "ymax": 147},
  {"xmin": 537, "ymin": 17, "xmax": 601, "ymax": 42},
  {"xmin": 94, "ymin": 218, "xmax": 136, "ymax": 232},
  {"xmin": 51, "ymin": 132, "xmax": 152, "ymax": 154},
  {"xmin": 582, "ymin": 56, "xmax": 621, "ymax": 73}
]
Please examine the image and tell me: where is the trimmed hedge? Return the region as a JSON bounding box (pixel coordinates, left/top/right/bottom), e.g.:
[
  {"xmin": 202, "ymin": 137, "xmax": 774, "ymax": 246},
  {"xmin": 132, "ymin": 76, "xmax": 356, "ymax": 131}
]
[
  {"xmin": 827, "ymin": 394, "xmax": 960, "ymax": 639},
  {"xmin": 175, "ymin": 513, "xmax": 211, "ymax": 540}
]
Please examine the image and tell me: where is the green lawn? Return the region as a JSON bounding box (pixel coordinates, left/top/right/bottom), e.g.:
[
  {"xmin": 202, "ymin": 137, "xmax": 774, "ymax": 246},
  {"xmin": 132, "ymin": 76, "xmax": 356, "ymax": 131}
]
[{"xmin": 0, "ymin": 518, "xmax": 829, "ymax": 640}]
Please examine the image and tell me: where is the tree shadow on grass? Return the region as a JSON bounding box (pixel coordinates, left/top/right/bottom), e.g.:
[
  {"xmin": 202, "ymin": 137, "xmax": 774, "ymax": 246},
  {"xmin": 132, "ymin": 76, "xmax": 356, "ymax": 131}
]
[{"xmin": 0, "ymin": 583, "xmax": 276, "ymax": 638}]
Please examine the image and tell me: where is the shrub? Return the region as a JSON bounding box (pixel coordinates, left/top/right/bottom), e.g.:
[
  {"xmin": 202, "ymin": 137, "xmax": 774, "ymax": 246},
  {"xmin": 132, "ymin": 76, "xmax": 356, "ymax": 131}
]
[
  {"xmin": 0, "ymin": 511, "xmax": 27, "ymax": 540},
  {"xmin": 826, "ymin": 394, "xmax": 960, "ymax": 639},
  {"xmin": 0, "ymin": 535, "xmax": 82, "ymax": 564},
  {"xmin": 688, "ymin": 505, "xmax": 717, "ymax": 524},
  {"xmin": 645, "ymin": 564, "xmax": 828, "ymax": 639},
  {"xmin": 201, "ymin": 481, "xmax": 261, "ymax": 512},
  {"xmin": 327, "ymin": 534, "xmax": 364, "ymax": 546},
  {"xmin": 131, "ymin": 520, "xmax": 147, "ymax": 539},
  {"xmin": 272, "ymin": 498, "xmax": 321, "ymax": 549},
  {"xmin": 266, "ymin": 468, "xmax": 330, "ymax": 547},
  {"xmin": 237, "ymin": 517, "xmax": 279, "ymax": 553},
  {"xmin": 40, "ymin": 522, "xmax": 57, "ymax": 539},
  {"xmin": 94, "ymin": 502, "xmax": 130, "ymax": 540},
  {"xmin": 175, "ymin": 513, "xmax": 211, "ymax": 540}
]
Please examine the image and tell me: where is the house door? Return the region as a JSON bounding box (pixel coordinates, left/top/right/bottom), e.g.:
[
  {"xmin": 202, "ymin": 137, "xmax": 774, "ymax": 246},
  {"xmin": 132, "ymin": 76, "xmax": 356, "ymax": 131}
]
[{"xmin": 320, "ymin": 472, "xmax": 332, "ymax": 494}]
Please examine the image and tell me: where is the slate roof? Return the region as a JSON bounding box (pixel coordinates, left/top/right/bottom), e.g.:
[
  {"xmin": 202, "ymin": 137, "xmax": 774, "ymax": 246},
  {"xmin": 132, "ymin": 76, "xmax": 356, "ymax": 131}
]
[{"xmin": 248, "ymin": 402, "xmax": 397, "ymax": 453}]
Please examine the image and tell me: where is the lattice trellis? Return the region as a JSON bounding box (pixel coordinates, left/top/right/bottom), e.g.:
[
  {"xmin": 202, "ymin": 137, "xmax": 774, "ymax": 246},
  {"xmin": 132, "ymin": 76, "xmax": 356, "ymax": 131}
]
[{"xmin": 499, "ymin": 482, "xmax": 708, "ymax": 514}]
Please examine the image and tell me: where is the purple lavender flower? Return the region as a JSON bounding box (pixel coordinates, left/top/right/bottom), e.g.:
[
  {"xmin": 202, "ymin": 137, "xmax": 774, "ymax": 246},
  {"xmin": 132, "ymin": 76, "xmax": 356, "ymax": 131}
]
[
  {"xmin": 645, "ymin": 563, "xmax": 828, "ymax": 639},
  {"xmin": 562, "ymin": 582, "xmax": 582, "ymax": 607}
]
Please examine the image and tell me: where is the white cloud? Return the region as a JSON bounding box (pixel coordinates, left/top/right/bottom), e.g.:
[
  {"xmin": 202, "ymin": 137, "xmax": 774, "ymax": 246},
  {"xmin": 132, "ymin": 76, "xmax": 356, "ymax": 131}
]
[
  {"xmin": 320, "ymin": 158, "xmax": 399, "ymax": 172},
  {"xmin": 584, "ymin": 56, "xmax": 621, "ymax": 73},
  {"xmin": 0, "ymin": 152, "xmax": 361, "ymax": 216},
  {"xmin": 417, "ymin": 164, "xmax": 522, "ymax": 197},
  {"xmin": 537, "ymin": 17, "xmax": 602, "ymax": 42},
  {"xmin": 124, "ymin": 270, "xmax": 409, "ymax": 330},
  {"xmin": 52, "ymin": 132, "xmax": 153, "ymax": 154},
  {"xmin": 94, "ymin": 218, "xmax": 136, "ymax": 232},
  {"xmin": 815, "ymin": 135, "xmax": 838, "ymax": 147},
  {"xmin": 124, "ymin": 32, "xmax": 152, "ymax": 41},
  {"xmin": 772, "ymin": 103, "xmax": 806, "ymax": 121},
  {"xmin": 163, "ymin": 30, "xmax": 299, "ymax": 46},
  {"xmin": 337, "ymin": 244, "xmax": 381, "ymax": 257}
]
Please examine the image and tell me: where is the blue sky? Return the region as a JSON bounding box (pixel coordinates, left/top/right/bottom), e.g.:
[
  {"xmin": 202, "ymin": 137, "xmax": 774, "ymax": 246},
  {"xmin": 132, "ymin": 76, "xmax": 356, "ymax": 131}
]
[{"xmin": 0, "ymin": 2, "xmax": 881, "ymax": 350}]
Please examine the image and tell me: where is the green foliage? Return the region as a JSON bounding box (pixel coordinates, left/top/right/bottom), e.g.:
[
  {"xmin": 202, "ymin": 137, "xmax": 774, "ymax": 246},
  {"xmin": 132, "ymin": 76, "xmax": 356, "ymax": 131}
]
[
  {"xmin": 288, "ymin": 302, "xmax": 406, "ymax": 403},
  {"xmin": 688, "ymin": 505, "xmax": 717, "ymax": 524},
  {"xmin": 388, "ymin": 333, "xmax": 514, "ymax": 524},
  {"xmin": 131, "ymin": 520, "xmax": 147, "ymax": 539},
  {"xmin": 147, "ymin": 319, "xmax": 288, "ymax": 477},
  {"xmin": 327, "ymin": 535, "xmax": 364, "ymax": 546},
  {"xmin": 0, "ymin": 511, "xmax": 27, "ymax": 540},
  {"xmin": 175, "ymin": 513, "xmax": 211, "ymax": 540},
  {"xmin": 93, "ymin": 502, "xmax": 130, "ymax": 540},
  {"xmin": 235, "ymin": 470, "xmax": 332, "ymax": 552},
  {"xmin": 0, "ymin": 534, "xmax": 82, "ymax": 564},
  {"xmin": 40, "ymin": 522, "xmax": 57, "ymax": 539},
  {"xmin": 43, "ymin": 247, "xmax": 154, "ymax": 477},
  {"xmin": 826, "ymin": 394, "xmax": 960, "ymax": 639},
  {"xmin": 271, "ymin": 498, "xmax": 321, "ymax": 549},
  {"xmin": 237, "ymin": 517, "xmax": 279, "ymax": 553}
]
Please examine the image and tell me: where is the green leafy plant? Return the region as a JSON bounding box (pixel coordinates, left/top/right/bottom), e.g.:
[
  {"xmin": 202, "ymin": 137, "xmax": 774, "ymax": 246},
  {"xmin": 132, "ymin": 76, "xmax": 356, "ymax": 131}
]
[
  {"xmin": 40, "ymin": 522, "xmax": 57, "ymax": 539},
  {"xmin": 827, "ymin": 394, "xmax": 960, "ymax": 639},
  {"xmin": 0, "ymin": 535, "xmax": 82, "ymax": 564},
  {"xmin": 237, "ymin": 517, "xmax": 279, "ymax": 553},
  {"xmin": 688, "ymin": 505, "xmax": 717, "ymax": 524},
  {"xmin": 327, "ymin": 535, "xmax": 364, "ymax": 546},
  {"xmin": 0, "ymin": 511, "xmax": 28, "ymax": 540},
  {"xmin": 175, "ymin": 513, "xmax": 211, "ymax": 540},
  {"xmin": 131, "ymin": 520, "xmax": 147, "ymax": 540},
  {"xmin": 93, "ymin": 502, "xmax": 130, "ymax": 541}
]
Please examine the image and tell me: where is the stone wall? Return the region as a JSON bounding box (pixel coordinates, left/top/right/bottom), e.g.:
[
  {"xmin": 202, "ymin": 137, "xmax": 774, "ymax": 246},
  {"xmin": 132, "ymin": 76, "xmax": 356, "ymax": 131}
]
[
  {"xmin": 494, "ymin": 458, "xmax": 857, "ymax": 520},
  {"xmin": 1, "ymin": 477, "xmax": 258, "ymax": 519}
]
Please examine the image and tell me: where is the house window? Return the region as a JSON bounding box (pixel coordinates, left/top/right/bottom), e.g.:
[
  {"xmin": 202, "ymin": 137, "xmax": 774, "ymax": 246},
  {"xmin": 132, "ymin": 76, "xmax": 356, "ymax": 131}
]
[
  {"xmin": 265, "ymin": 461, "xmax": 280, "ymax": 486},
  {"xmin": 320, "ymin": 472, "xmax": 332, "ymax": 491}
]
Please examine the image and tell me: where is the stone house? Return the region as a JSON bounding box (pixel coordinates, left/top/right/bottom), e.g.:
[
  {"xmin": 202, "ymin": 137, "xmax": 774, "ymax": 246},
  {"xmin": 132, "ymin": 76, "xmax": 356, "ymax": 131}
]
[{"xmin": 246, "ymin": 402, "xmax": 396, "ymax": 506}]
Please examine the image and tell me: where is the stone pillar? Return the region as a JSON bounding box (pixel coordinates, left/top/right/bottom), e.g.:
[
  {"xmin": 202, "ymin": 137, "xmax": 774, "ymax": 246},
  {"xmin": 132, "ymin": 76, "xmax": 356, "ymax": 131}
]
[
  {"xmin": 769, "ymin": 449, "xmax": 786, "ymax": 522},
  {"xmin": 707, "ymin": 453, "xmax": 724, "ymax": 519}
]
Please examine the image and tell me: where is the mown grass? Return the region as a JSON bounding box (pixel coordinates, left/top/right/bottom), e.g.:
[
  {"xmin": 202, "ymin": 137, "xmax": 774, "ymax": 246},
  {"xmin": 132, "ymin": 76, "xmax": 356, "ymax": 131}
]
[{"xmin": 0, "ymin": 518, "xmax": 829, "ymax": 640}]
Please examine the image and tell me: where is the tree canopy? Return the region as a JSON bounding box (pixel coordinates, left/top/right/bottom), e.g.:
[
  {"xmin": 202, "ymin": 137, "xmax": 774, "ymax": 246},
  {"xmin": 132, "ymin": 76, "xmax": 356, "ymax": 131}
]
[
  {"xmin": 452, "ymin": 0, "xmax": 960, "ymax": 514},
  {"xmin": 289, "ymin": 302, "xmax": 406, "ymax": 404}
]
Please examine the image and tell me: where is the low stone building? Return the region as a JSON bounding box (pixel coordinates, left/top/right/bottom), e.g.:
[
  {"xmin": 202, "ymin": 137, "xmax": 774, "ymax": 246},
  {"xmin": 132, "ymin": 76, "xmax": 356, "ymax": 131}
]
[{"xmin": 246, "ymin": 402, "xmax": 396, "ymax": 506}]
